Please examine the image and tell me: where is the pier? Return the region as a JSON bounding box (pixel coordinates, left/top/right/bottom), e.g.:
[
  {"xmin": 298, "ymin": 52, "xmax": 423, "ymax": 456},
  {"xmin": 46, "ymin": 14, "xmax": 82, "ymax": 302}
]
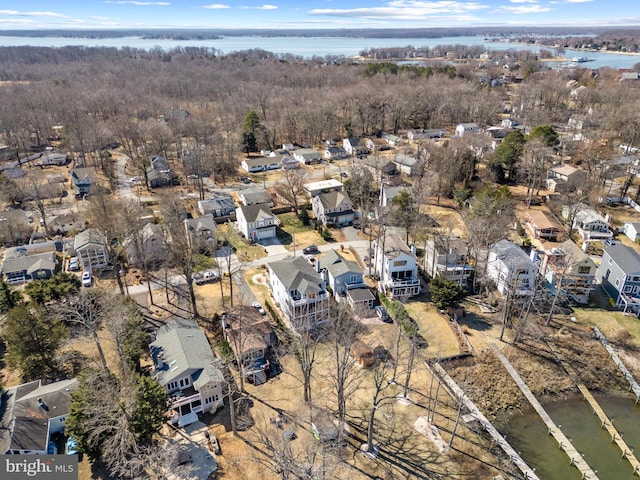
[
  {"xmin": 490, "ymin": 343, "xmax": 599, "ymax": 480},
  {"xmin": 547, "ymin": 341, "xmax": 640, "ymax": 476},
  {"xmin": 430, "ymin": 362, "xmax": 540, "ymax": 480},
  {"xmin": 591, "ymin": 326, "xmax": 640, "ymax": 403}
]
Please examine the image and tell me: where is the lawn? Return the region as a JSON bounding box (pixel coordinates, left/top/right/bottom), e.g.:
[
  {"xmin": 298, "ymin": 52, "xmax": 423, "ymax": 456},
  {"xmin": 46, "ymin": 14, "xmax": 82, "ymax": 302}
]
[
  {"xmin": 218, "ymin": 223, "xmax": 267, "ymax": 260},
  {"xmin": 571, "ymin": 307, "xmax": 640, "ymax": 345},
  {"xmin": 276, "ymin": 212, "xmax": 327, "ymax": 249}
]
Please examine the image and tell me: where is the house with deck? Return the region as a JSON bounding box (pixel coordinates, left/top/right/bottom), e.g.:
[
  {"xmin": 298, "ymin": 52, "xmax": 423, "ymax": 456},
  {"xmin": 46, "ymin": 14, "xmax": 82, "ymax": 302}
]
[
  {"xmin": 424, "ymin": 236, "xmax": 473, "ymax": 288},
  {"xmin": 74, "ymin": 228, "xmax": 109, "ymax": 271},
  {"xmin": 318, "ymin": 250, "xmax": 373, "ymax": 308},
  {"xmin": 596, "ymin": 243, "xmax": 640, "ymax": 314},
  {"xmin": 197, "ymin": 193, "xmax": 236, "ymax": 218},
  {"xmin": 546, "ymin": 164, "xmax": 587, "ymax": 193},
  {"xmin": 268, "ymin": 256, "xmax": 330, "ymax": 331},
  {"xmin": 184, "ymin": 214, "xmax": 217, "ymax": 254},
  {"xmin": 150, "ymin": 318, "xmax": 224, "ymax": 427},
  {"xmin": 222, "ymin": 306, "xmax": 276, "ymax": 385},
  {"xmin": 526, "ymin": 210, "xmax": 565, "ymax": 241},
  {"xmin": 563, "ymin": 204, "xmax": 612, "ymax": 241},
  {"xmin": 539, "ymin": 239, "xmax": 596, "ymax": 304},
  {"xmin": 373, "ymin": 234, "xmax": 420, "ymax": 299},
  {"xmin": 0, "ymin": 378, "xmax": 79, "ymax": 454},
  {"xmin": 486, "ymin": 240, "xmax": 536, "ymax": 296},
  {"xmin": 1, "ymin": 243, "xmax": 58, "ymax": 284}
]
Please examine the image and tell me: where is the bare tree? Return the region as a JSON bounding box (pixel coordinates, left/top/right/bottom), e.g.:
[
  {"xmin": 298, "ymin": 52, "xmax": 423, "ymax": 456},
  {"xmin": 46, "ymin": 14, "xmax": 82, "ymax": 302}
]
[
  {"xmin": 362, "ymin": 360, "xmax": 398, "ymax": 456},
  {"xmin": 274, "ymin": 168, "xmax": 308, "ymax": 215}
]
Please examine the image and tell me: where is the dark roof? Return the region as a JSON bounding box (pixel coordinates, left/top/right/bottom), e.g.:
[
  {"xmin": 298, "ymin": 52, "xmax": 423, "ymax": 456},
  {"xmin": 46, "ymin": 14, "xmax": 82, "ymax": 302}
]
[
  {"xmin": 269, "ymin": 256, "xmax": 324, "ymax": 295},
  {"xmin": 347, "ymin": 287, "xmax": 375, "ymax": 302},
  {"xmin": 238, "ymin": 203, "xmax": 275, "ymax": 223}
]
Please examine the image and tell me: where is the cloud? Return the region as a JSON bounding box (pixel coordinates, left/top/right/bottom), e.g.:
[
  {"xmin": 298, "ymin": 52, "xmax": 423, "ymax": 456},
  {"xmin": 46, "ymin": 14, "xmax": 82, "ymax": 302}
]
[
  {"xmin": 0, "ymin": 10, "xmax": 69, "ymax": 18},
  {"xmin": 105, "ymin": 1, "xmax": 170, "ymax": 5},
  {"xmin": 309, "ymin": 1, "xmax": 489, "ymax": 19},
  {"xmin": 240, "ymin": 4, "xmax": 278, "ymax": 10},
  {"xmin": 509, "ymin": 0, "xmax": 538, "ymax": 3},
  {"xmin": 202, "ymin": 3, "xmax": 230, "ymax": 8},
  {"xmin": 566, "ymin": 0, "xmax": 593, "ymax": 2},
  {"xmin": 498, "ymin": 4, "xmax": 551, "ymax": 13}
]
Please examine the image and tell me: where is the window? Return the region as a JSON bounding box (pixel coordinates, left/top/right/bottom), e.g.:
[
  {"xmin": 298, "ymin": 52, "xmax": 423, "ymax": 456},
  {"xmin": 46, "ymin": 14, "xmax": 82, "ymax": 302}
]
[
  {"xmin": 578, "ymin": 266, "xmax": 591, "ymax": 274},
  {"xmin": 615, "ymin": 278, "xmax": 620, "ymax": 286},
  {"xmin": 393, "ymin": 260, "xmax": 407, "ymax": 267},
  {"xmin": 308, "ymin": 292, "xmax": 316, "ymax": 299},
  {"xmin": 349, "ymin": 275, "xmax": 359, "ymax": 284}
]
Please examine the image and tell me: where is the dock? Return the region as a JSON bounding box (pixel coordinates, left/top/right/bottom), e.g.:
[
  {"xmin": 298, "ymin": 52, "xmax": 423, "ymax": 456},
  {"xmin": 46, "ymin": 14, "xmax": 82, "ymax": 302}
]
[
  {"xmin": 490, "ymin": 343, "xmax": 599, "ymax": 480},
  {"xmin": 547, "ymin": 341, "xmax": 640, "ymax": 476},
  {"xmin": 430, "ymin": 362, "xmax": 540, "ymax": 480},
  {"xmin": 591, "ymin": 326, "xmax": 640, "ymax": 403}
]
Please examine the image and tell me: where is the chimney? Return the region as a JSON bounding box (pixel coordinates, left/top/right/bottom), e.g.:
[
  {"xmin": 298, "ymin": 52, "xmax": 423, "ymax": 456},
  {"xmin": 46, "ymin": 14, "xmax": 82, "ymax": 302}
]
[
  {"xmin": 37, "ymin": 398, "xmax": 49, "ymax": 411},
  {"xmin": 156, "ymin": 353, "xmax": 164, "ymax": 370}
]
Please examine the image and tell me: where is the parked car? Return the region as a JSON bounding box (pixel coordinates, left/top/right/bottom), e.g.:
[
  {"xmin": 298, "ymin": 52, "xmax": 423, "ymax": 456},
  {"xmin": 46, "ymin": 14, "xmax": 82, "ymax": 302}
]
[
  {"xmin": 81, "ymin": 271, "xmax": 92, "ymax": 287},
  {"xmin": 605, "ymin": 238, "xmax": 616, "ymax": 247},
  {"xmin": 305, "ymin": 255, "xmax": 316, "ymax": 266},
  {"xmin": 375, "ymin": 306, "xmax": 390, "ymax": 322},
  {"xmin": 194, "ymin": 269, "xmax": 220, "ymax": 285},
  {"xmin": 241, "ymin": 176, "xmax": 252, "ymax": 184},
  {"xmin": 68, "ymin": 257, "xmax": 80, "ymax": 272},
  {"xmin": 302, "ymin": 245, "xmax": 319, "ymax": 255},
  {"xmin": 130, "ymin": 176, "xmax": 141, "ymax": 183},
  {"xmin": 252, "ymin": 301, "xmax": 266, "ymax": 315}
]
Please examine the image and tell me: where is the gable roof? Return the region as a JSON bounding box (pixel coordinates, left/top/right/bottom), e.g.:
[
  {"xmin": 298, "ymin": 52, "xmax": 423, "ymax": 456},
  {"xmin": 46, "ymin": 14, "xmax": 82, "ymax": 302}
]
[
  {"xmin": 238, "ymin": 203, "xmax": 276, "ymax": 223},
  {"xmin": 574, "ymin": 205, "xmax": 608, "ymax": 225},
  {"xmin": 70, "ymin": 167, "xmax": 95, "ymax": 185},
  {"xmin": 528, "ymin": 210, "xmax": 563, "ymax": 231},
  {"xmin": 491, "ymin": 240, "xmax": 534, "ymax": 271},
  {"xmin": 150, "ymin": 318, "xmax": 223, "ymax": 389},
  {"xmin": 316, "ymin": 191, "xmax": 352, "ymax": 211},
  {"xmin": 74, "ymin": 228, "xmax": 107, "ymax": 251},
  {"xmin": 319, "ymin": 250, "xmax": 362, "ymax": 278},
  {"xmin": 381, "ymin": 235, "xmax": 415, "ymax": 259},
  {"xmin": 604, "ymin": 243, "xmax": 640, "ymax": 274},
  {"xmin": 240, "ymin": 187, "xmax": 272, "ymax": 205},
  {"xmin": 223, "ymin": 305, "xmax": 273, "ymax": 355},
  {"xmin": 269, "ymin": 256, "xmax": 324, "ymax": 295},
  {"xmin": 184, "ymin": 214, "xmax": 216, "ymax": 234}
]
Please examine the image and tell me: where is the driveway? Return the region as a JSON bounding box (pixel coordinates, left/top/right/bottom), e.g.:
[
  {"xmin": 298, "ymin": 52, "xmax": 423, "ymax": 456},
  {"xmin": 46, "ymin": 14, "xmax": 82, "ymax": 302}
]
[
  {"xmin": 258, "ymin": 236, "xmax": 288, "ymax": 255},
  {"xmin": 166, "ymin": 421, "xmax": 218, "ymax": 480}
]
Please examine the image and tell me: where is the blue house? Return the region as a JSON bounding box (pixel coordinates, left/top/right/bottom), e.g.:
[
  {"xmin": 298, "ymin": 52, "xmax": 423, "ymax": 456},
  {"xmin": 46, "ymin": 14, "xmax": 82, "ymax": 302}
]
[{"xmin": 596, "ymin": 243, "xmax": 640, "ymax": 314}]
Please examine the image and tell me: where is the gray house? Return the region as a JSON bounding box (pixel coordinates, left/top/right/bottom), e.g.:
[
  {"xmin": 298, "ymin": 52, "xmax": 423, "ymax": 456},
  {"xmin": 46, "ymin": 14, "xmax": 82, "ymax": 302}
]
[
  {"xmin": 312, "ymin": 191, "xmax": 355, "ymax": 227},
  {"xmin": 150, "ymin": 318, "xmax": 224, "ymax": 427},
  {"xmin": 318, "ymin": 250, "xmax": 373, "ymax": 308},
  {"xmin": 197, "ymin": 193, "xmax": 236, "ymax": 218},
  {"xmin": 596, "ymin": 243, "xmax": 640, "ymax": 314},
  {"xmin": 1, "ymin": 246, "xmax": 57, "ymax": 284},
  {"xmin": 70, "ymin": 167, "xmax": 96, "ymax": 196},
  {"xmin": 74, "ymin": 228, "xmax": 109, "ymax": 271}
]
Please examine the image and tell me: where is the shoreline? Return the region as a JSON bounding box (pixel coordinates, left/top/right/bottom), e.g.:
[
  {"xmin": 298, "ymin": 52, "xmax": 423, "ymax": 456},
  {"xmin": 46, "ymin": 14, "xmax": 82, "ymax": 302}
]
[{"xmin": 487, "ymin": 39, "xmax": 640, "ymax": 57}]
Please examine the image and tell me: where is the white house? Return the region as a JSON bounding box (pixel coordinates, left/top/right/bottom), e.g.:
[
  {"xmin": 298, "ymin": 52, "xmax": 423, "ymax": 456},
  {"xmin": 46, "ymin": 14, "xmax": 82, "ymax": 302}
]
[
  {"xmin": 1, "ymin": 378, "xmax": 79, "ymax": 454},
  {"xmin": 304, "ymin": 179, "xmax": 344, "ymax": 197},
  {"xmin": 312, "ymin": 191, "xmax": 355, "ymax": 227},
  {"xmin": 373, "ymin": 234, "xmax": 420, "ymax": 299},
  {"xmin": 486, "ymin": 240, "xmax": 536, "ymax": 296},
  {"xmin": 563, "ymin": 204, "xmax": 612, "ymax": 241},
  {"xmin": 342, "ymin": 137, "xmax": 368, "ymax": 156},
  {"xmin": 268, "ymin": 256, "xmax": 330, "ymax": 331},
  {"xmin": 241, "ymin": 156, "xmax": 280, "ymax": 173},
  {"xmin": 380, "ymin": 185, "xmax": 408, "ymax": 208},
  {"xmin": 236, "ymin": 203, "xmax": 279, "ymax": 242},
  {"xmin": 455, "ymin": 123, "xmax": 480, "ymax": 137},
  {"xmin": 393, "ymin": 154, "xmax": 420, "ymax": 176},
  {"xmin": 74, "ymin": 228, "xmax": 109, "ymax": 271},
  {"xmin": 539, "ymin": 240, "xmax": 596, "ymax": 304},
  {"xmin": 381, "ymin": 132, "xmax": 402, "ymax": 147},
  {"xmin": 624, "ymin": 222, "xmax": 640, "ymax": 243},
  {"xmin": 324, "ymin": 146, "xmax": 347, "ymax": 160},
  {"xmin": 150, "ymin": 318, "xmax": 224, "ymax": 427},
  {"xmin": 293, "ymin": 148, "xmax": 322, "ymax": 165}
]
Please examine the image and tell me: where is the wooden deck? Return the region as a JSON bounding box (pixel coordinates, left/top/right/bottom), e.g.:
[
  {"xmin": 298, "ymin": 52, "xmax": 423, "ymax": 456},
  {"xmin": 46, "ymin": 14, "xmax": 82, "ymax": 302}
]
[
  {"xmin": 490, "ymin": 343, "xmax": 599, "ymax": 480},
  {"xmin": 592, "ymin": 326, "xmax": 640, "ymax": 403},
  {"xmin": 547, "ymin": 341, "xmax": 640, "ymax": 477},
  {"xmin": 430, "ymin": 362, "xmax": 540, "ymax": 480}
]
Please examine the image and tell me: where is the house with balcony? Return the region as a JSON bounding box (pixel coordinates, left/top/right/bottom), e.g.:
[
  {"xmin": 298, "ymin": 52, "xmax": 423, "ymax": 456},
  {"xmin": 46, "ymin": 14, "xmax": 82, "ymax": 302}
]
[
  {"xmin": 74, "ymin": 228, "xmax": 109, "ymax": 271},
  {"xmin": 268, "ymin": 256, "xmax": 330, "ymax": 332},
  {"xmin": 0, "ymin": 378, "xmax": 79, "ymax": 454},
  {"xmin": 150, "ymin": 318, "xmax": 224, "ymax": 428},
  {"xmin": 526, "ymin": 210, "xmax": 565, "ymax": 242},
  {"xmin": 373, "ymin": 234, "xmax": 420, "ymax": 299},
  {"xmin": 222, "ymin": 305, "xmax": 276, "ymax": 385},
  {"xmin": 236, "ymin": 203, "xmax": 279, "ymax": 242},
  {"xmin": 312, "ymin": 191, "xmax": 355, "ymax": 227},
  {"xmin": 184, "ymin": 214, "xmax": 217, "ymax": 254},
  {"xmin": 539, "ymin": 239, "xmax": 596, "ymax": 304},
  {"xmin": 318, "ymin": 250, "xmax": 373, "ymax": 308},
  {"xmin": 424, "ymin": 236, "xmax": 473, "ymax": 288},
  {"xmin": 487, "ymin": 240, "xmax": 536, "ymax": 297},
  {"xmin": 562, "ymin": 204, "xmax": 613, "ymax": 241},
  {"xmin": 596, "ymin": 243, "xmax": 640, "ymax": 314}
]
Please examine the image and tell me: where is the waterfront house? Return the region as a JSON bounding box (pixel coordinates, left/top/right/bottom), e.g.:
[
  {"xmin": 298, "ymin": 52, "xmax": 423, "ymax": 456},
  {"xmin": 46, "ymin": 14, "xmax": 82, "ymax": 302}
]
[
  {"xmin": 373, "ymin": 234, "xmax": 420, "ymax": 299},
  {"xmin": 424, "ymin": 236, "xmax": 473, "ymax": 288},
  {"xmin": 526, "ymin": 210, "xmax": 565, "ymax": 241},
  {"xmin": 539, "ymin": 239, "xmax": 596, "ymax": 304},
  {"xmin": 486, "ymin": 240, "xmax": 536, "ymax": 296},
  {"xmin": 596, "ymin": 243, "xmax": 640, "ymax": 314}
]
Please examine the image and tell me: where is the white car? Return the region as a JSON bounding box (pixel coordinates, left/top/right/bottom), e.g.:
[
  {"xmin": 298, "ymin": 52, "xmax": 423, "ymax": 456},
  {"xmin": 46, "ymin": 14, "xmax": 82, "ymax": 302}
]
[
  {"xmin": 194, "ymin": 269, "xmax": 220, "ymax": 285},
  {"xmin": 81, "ymin": 271, "xmax": 92, "ymax": 287},
  {"xmin": 252, "ymin": 301, "xmax": 266, "ymax": 315}
]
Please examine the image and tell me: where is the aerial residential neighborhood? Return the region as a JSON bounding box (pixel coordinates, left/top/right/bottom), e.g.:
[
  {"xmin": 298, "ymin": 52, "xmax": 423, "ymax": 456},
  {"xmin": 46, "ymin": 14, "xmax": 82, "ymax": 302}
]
[{"xmin": 1, "ymin": 24, "xmax": 640, "ymax": 480}]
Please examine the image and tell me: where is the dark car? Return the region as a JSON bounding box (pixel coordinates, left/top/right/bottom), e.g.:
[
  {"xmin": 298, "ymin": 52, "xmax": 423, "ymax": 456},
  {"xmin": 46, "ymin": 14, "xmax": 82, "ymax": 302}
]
[
  {"xmin": 302, "ymin": 245, "xmax": 320, "ymax": 255},
  {"xmin": 375, "ymin": 306, "xmax": 391, "ymax": 322}
]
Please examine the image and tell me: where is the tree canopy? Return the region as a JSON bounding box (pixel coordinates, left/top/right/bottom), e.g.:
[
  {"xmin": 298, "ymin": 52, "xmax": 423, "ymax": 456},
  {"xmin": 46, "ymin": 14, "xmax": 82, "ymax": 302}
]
[
  {"xmin": 24, "ymin": 272, "xmax": 81, "ymax": 306},
  {"xmin": 429, "ymin": 277, "xmax": 465, "ymax": 309}
]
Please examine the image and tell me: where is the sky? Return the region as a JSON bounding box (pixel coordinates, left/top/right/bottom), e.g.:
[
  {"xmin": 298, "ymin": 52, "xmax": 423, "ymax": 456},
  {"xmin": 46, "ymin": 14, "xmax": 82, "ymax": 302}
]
[{"xmin": 0, "ymin": 0, "xmax": 636, "ymax": 30}]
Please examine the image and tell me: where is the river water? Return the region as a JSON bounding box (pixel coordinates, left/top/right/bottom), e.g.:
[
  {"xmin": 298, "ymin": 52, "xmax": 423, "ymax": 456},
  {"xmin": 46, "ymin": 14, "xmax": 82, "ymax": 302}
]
[
  {"xmin": 0, "ymin": 34, "xmax": 637, "ymax": 69},
  {"xmin": 507, "ymin": 394, "xmax": 640, "ymax": 480}
]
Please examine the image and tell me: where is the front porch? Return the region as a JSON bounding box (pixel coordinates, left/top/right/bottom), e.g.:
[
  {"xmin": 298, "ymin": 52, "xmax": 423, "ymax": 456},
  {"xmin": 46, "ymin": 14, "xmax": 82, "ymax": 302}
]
[{"xmin": 168, "ymin": 387, "xmax": 203, "ymax": 427}]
